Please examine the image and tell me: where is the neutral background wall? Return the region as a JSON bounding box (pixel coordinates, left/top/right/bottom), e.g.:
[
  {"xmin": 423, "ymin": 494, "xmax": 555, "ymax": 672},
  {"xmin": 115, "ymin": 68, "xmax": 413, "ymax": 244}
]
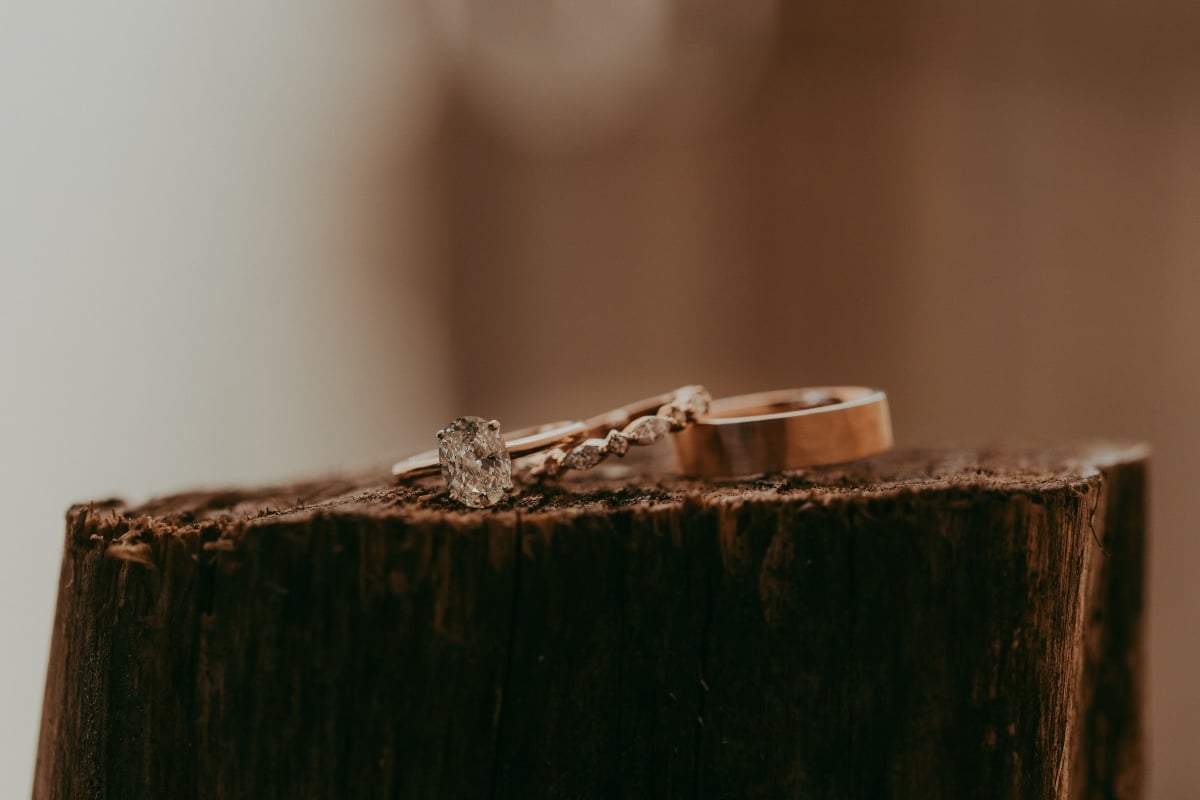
[
  {"xmin": 3, "ymin": 2, "xmax": 1198, "ymax": 797},
  {"xmin": 0, "ymin": 4, "xmax": 450, "ymax": 797}
]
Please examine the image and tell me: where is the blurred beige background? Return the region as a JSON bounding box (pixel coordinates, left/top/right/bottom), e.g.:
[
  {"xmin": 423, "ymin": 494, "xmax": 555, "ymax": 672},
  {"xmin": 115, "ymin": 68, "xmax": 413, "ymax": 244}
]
[{"xmin": 2, "ymin": 2, "xmax": 1198, "ymax": 797}]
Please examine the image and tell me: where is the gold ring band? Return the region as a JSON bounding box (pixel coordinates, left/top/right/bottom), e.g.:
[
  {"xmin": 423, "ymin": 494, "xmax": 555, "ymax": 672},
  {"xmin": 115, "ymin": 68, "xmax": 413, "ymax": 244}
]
[{"xmin": 670, "ymin": 386, "xmax": 893, "ymax": 478}]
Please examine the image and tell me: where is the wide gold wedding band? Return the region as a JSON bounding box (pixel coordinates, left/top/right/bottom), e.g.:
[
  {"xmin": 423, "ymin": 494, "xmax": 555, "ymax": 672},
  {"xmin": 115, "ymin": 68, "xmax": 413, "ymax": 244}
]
[{"xmin": 670, "ymin": 386, "xmax": 893, "ymax": 478}]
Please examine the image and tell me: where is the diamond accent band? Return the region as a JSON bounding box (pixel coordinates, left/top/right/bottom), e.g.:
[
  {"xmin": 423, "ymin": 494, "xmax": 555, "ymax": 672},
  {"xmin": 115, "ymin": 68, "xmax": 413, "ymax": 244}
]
[{"xmin": 523, "ymin": 385, "xmax": 711, "ymax": 479}]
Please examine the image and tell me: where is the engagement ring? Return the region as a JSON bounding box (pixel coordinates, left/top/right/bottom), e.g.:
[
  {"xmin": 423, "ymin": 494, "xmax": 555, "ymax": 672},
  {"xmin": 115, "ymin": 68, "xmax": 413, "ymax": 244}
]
[{"xmin": 392, "ymin": 419, "xmax": 584, "ymax": 508}]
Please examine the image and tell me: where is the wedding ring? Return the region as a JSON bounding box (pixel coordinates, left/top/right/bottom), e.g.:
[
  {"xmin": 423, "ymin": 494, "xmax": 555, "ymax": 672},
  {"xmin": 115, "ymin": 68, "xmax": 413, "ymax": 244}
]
[
  {"xmin": 670, "ymin": 386, "xmax": 892, "ymax": 478},
  {"xmin": 392, "ymin": 418, "xmax": 584, "ymax": 508},
  {"xmin": 520, "ymin": 385, "xmax": 711, "ymax": 479}
]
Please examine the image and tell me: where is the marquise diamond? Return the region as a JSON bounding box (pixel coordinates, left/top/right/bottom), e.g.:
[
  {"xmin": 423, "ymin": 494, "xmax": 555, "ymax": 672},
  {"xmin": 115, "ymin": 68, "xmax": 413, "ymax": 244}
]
[
  {"xmin": 562, "ymin": 440, "xmax": 606, "ymax": 471},
  {"xmin": 623, "ymin": 415, "xmax": 672, "ymax": 445}
]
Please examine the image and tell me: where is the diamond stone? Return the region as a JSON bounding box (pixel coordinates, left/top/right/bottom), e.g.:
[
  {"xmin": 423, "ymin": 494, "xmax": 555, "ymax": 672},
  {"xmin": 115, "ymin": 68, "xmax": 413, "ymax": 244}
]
[
  {"xmin": 540, "ymin": 448, "xmax": 566, "ymax": 477},
  {"xmin": 623, "ymin": 415, "xmax": 672, "ymax": 445},
  {"xmin": 661, "ymin": 386, "xmax": 712, "ymax": 428},
  {"xmin": 682, "ymin": 386, "xmax": 711, "ymax": 417},
  {"xmin": 603, "ymin": 429, "xmax": 630, "ymax": 456},
  {"xmin": 563, "ymin": 439, "xmax": 606, "ymax": 471},
  {"xmin": 437, "ymin": 416, "xmax": 513, "ymax": 508}
]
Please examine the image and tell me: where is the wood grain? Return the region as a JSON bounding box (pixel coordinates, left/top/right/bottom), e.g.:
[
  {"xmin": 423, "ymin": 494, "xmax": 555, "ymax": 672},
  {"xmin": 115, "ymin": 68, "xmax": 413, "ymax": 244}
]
[{"xmin": 34, "ymin": 443, "xmax": 1146, "ymax": 799}]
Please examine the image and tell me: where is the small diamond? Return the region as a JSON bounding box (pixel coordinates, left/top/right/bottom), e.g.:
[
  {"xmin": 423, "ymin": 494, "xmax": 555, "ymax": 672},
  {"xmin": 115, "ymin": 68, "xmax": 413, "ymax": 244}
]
[
  {"xmin": 437, "ymin": 416, "xmax": 513, "ymax": 508},
  {"xmin": 661, "ymin": 406, "xmax": 687, "ymax": 429},
  {"xmin": 603, "ymin": 430, "xmax": 630, "ymax": 456},
  {"xmin": 623, "ymin": 415, "xmax": 672, "ymax": 445},
  {"xmin": 682, "ymin": 386, "xmax": 711, "ymax": 417},
  {"xmin": 662, "ymin": 383, "xmax": 705, "ymax": 429},
  {"xmin": 563, "ymin": 439, "xmax": 606, "ymax": 470},
  {"xmin": 661, "ymin": 386, "xmax": 712, "ymax": 427},
  {"xmin": 540, "ymin": 448, "xmax": 566, "ymax": 477}
]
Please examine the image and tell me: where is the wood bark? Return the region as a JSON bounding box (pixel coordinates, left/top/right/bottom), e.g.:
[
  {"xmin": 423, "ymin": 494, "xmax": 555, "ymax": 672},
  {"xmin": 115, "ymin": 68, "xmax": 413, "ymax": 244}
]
[{"xmin": 34, "ymin": 443, "xmax": 1146, "ymax": 799}]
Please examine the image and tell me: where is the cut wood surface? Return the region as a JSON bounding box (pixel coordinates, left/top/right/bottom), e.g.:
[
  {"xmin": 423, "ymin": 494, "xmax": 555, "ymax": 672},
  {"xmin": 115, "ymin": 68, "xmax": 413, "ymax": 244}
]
[{"xmin": 34, "ymin": 443, "xmax": 1147, "ymax": 799}]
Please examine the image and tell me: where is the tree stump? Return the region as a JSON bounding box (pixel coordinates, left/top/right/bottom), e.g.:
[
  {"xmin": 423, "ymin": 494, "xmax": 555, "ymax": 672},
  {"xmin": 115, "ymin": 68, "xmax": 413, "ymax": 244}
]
[{"xmin": 34, "ymin": 443, "xmax": 1146, "ymax": 799}]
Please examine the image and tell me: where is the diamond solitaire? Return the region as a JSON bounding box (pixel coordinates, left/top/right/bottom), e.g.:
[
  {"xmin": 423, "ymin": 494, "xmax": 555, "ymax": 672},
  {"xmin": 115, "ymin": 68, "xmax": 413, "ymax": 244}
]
[{"xmin": 437, "ymin": 416, "xmax": 514, "ymax": 508}]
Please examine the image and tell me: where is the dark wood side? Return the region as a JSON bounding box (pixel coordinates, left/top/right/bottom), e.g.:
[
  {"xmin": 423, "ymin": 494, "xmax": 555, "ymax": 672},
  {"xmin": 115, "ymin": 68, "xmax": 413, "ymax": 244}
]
[{"xmin": 33, "ymin": 443, "xmax": 1147, "ymax": 799}]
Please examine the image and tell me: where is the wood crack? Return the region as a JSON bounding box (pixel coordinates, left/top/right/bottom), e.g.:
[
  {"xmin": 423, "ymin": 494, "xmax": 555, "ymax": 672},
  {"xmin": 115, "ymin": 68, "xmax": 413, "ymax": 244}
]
[{"xmin": 488, "ymin": 512, "xmax": 524, "ymax": 799}]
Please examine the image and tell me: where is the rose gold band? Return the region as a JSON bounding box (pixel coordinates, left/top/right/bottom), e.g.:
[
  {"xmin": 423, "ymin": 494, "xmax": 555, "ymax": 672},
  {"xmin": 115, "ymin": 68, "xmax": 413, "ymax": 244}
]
[{"xmin": 670, "ymin": 386, "xmax": 893, "ymax": 478}]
